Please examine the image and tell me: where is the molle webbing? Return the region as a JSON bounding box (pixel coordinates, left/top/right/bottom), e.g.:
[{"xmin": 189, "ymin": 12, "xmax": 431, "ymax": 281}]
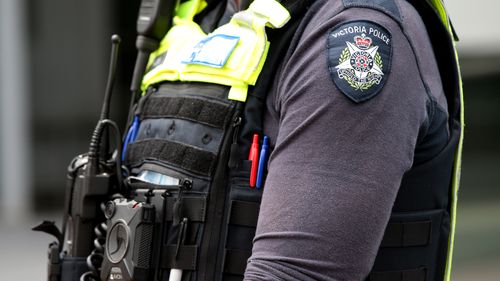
[
  {"xmin": 368, "ymin": 268, "xmax": 427, "ymax": 281},
  {"xmin": 380, "ymin": 221, "xmax": 431, "ymax": 248},
  {"xmin": 221, "ymin": 201, "xmax": 260, "ymax": 275},
  {"xmin": 125, "ymin": 139, "xmax": 217, "ymax": 176},
  {"xmin": 135, "ymin": 119, "xmax": 224, "ymax": 154},
  {"xmin": 223, "ymin": 249, "xmax": 252, "ymax": 275},
  {"xmin": 229, "ymin": 200, "xmax": 260, "ymax": 227},
  {"xmin": 141, "ymin": 96, "xmax": 231, "ymax": 129}
]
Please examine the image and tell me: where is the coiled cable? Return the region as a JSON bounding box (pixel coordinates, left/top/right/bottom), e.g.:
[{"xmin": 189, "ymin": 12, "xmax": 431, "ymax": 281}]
[{"xmin": 80, "ymin": 203, "xmax": 108, "ymax": 281}]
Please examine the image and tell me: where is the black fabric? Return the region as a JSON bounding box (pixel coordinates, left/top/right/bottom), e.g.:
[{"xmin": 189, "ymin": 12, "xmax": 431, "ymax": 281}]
[
  {"xmin": 220, "ymin": 162, "xmax": 260, "ymax": 278},
  {"xmin": 156, "ymin": 82, "xmax": 231, "ymax": 101},
  {"xmin": 165, "ymin": 197, "xmax": 207, "ymax": 222},
  {"xmin": 380, "ymin": 221, "xmax": 431, "ymax": 248},
  {"xmin": 195, "ymin": 0, "xmax": 229, "ymax": 33},
  {"xmin": 161, "ymin": 245, "xmax": 199, "ymax": 270},
  {"xmin": 223, "ymin": 249, "xmax": 252, "ymax": 275},
  {"xmin": 393, "ymin": 115, "xmax": 458, "ymax": 212},
  {"xmin": 343, "ymin": 0, "xmax": 402, "ymax": 23},
  {"xmin": 229, "ymin": 200, "xmax": 260, "ymax": 227},
  {"xmin": 141, "ymin": 96, "xmax": 231, "ymax": 129},
  {"xmin": 60, "ymin": 257, "xmax": 88, "ymax": 281},
  {"xmin": 197, "ymin": 103, "xmax": 241, "ymax": 280},
  {"xmin": 372, "ymin": 209, "xmax": 447, "ymax": 281},
  {"xmin": 125, "ymin": 139, "xmax": 217, "ymax": 176},
  {"xmin": 368, "ymin": 267, "xmax": 427, "ymax": 281},
  {"xmin": 136, "ymin": 118, "xmax": 224, "ymax": 154},
  {"xmin": 414, "ymin": 100, "xmax": 449, "ymax": 166}
]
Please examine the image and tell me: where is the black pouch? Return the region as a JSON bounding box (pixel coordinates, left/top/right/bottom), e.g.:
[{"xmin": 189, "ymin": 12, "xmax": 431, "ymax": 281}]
[{"xmin": 219, "ymin": 160, "xmax": 263, "ymax": 280}]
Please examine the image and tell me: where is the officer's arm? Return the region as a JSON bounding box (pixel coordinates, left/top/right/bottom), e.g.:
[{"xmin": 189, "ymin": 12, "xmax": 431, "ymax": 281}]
[{"xmin": 244, "ymin": 5, "xmax": 429, "ymax": 281}]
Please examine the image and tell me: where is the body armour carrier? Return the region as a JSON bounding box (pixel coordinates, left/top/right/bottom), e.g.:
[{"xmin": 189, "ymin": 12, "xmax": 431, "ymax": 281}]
[{"xmin": 36, "ymin": 0, "xmax": 463, "ymax": 280}]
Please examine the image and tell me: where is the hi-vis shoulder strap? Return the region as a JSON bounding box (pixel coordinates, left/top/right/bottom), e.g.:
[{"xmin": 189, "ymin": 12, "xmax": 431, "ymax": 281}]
[
  {"xmin": 141, "ymin": 0, "xmax": 291, "ymax": 102},
  {"xmin": 428, "ymin": 1, "xmax": 464, "ymax": 281}
]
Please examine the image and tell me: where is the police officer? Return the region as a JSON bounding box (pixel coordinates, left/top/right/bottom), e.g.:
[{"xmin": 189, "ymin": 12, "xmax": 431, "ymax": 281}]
[
  {"xmin": 104, "ymin": 0, "xmax": 462, "ymax": 279},
  {"xmin": 238, "ymin": 0, "xmax": 461, "ymax": 280},
  {"xmin": 34, "ymin": 0, "xmax": 461, "ymax": 279}
]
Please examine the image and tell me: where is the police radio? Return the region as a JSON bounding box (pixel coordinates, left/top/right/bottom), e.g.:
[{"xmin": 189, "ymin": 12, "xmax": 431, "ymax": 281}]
[
  {"xmin": 130, "ymin": 0, "xmax": 176, "ymax": 108},
  {"xmin": 34, "ymin": 0, "xmax": 175, "ymax": 280}
]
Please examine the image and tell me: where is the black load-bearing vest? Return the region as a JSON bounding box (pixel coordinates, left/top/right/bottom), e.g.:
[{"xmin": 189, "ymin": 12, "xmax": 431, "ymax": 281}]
[{"xmin": 118, "ymin": 0, "xmax": 463, "ymax": 280}]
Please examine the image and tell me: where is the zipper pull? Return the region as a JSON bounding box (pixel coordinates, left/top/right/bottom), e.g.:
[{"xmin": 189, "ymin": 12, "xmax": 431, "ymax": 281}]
[{"xmin": 228, "ymin": 116, "xmax": 242, "ymax": 169}]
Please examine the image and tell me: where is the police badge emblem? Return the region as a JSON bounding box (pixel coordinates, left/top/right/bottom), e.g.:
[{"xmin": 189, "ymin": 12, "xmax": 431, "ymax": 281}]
[{"xmin": 327, "ymin": 21, "xmax": 392, "ymax": 103}]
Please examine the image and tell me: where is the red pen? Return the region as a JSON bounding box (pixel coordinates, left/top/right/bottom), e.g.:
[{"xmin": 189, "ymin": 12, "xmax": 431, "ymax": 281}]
[{"xmin": 248, "ymin": 134, "xmax": 259, "ymax": 188}]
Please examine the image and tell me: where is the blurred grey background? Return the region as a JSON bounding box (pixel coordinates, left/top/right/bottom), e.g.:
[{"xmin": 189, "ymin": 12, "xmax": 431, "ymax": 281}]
[{"xmin": 0, "ymin": 0, "xmax": 498, "ymax": 280}]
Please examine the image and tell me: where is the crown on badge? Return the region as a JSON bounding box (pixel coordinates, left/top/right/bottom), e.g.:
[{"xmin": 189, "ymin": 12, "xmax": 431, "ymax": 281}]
[{"xmin": 354, "ymin": 34, "xmax": 372, "ymax": 49}]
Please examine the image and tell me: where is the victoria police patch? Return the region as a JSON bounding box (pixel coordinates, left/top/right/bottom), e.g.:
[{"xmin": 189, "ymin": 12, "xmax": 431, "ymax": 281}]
[{"xmin": 327, "ymin": 21, "xmax": 392, "ymax": 103}]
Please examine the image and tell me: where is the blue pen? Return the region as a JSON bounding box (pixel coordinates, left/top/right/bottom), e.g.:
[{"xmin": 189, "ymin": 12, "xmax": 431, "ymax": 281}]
[
  {"xmin": 121, "ymin": 115, "xmax": 140, "ymax": 160},
  {"xmin": 256, "ymin": 136, "xmax": 269, "ymax": 189}
]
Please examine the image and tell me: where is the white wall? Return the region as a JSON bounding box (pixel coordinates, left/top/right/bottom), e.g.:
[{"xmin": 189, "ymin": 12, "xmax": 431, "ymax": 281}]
[{"xmin": 446, "ymin": 0, "xmax": 500, "ymax": 56}]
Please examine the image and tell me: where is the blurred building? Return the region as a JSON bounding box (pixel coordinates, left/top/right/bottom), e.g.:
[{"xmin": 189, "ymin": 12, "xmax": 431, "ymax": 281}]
[{"xmin": 0, "ymin": 0, "xmax": 499, "ymax": 280}]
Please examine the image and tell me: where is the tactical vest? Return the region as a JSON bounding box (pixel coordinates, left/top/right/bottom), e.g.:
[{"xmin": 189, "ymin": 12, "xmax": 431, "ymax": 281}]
[{"xmin": 114, "ymin": 0, "xmax": 464, "ymax": 280}]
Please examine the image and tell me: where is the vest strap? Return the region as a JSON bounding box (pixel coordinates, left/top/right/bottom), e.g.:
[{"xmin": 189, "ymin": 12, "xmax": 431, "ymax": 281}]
[
  {"xmin": 125, "ymin": 139, "xmax": 217, "ymax": 176},
  {"xmin": 229, "ymin": 200, "xmax": 260, "ymax": 227},
  {"xmin": 367, "ymin": 267, "xmax": 427, "ymax": 281},
  {"xmin": 223, "ymin": 249, "xmax": 252, "ymax": 275},
  {"xmin": 380, "ymin": 221, "xmax": 431, "ymax": 248},
  {"xmin": 141, "ymin": 96, "xmax": 231, "ymax": 129}
]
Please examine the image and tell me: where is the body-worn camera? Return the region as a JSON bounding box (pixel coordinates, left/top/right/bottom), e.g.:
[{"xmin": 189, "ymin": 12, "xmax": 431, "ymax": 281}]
[{"xmin": 100, "ymin": 198, "xmax": 155, "ymax": 281}]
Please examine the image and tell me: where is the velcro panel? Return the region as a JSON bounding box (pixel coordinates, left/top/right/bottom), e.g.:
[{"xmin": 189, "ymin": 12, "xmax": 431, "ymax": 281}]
[
  {"xmin": 223, "ymin": 249, "xmax": 252, "ymax": 275},
  {"xmin": 136, "ymin": 118, "xmax": 224, "ymax": 154},
  {"xmin": 142, "ymin": 96, "xmax": 230, "ymax": 129},
  {"xmin": 229, "ymin": 200, "xmax": 260, "ymax": 227},
  {"xmin": 161, "ymin": 245, "xmax": 198, "ymax": 270},
  {"xmin": 165, "ymin": 197, "xmax": 207, "ymax": 222},
  {"xmin": 367, "ymin": 267, "xmax": 427, "ymax": 281},
  {"xmin": 381, "ymin": 221, "xmax": 431, "ymax": 247},
  {"xmin": 125, "ymin": 139, "xmax": 216, "ymax": 176}
]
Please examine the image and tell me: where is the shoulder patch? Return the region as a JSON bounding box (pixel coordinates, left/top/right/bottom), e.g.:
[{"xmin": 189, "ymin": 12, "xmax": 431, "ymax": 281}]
[{"xmin": 327, "ymin": 21, "xmax": 392, "ymax": 103}]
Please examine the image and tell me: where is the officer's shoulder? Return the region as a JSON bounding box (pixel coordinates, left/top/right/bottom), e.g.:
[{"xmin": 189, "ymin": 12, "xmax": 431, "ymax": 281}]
[
  {"xmin": 307, "ymin": 0, "xmax": 424, "ymax": 30},
  {"xmin": 341, "ymin": 0, "xmax": 403, "ymax": 24},
  {"xmin": 294, "ymin": 0, "xmax": 431, "ymax": 103}
]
